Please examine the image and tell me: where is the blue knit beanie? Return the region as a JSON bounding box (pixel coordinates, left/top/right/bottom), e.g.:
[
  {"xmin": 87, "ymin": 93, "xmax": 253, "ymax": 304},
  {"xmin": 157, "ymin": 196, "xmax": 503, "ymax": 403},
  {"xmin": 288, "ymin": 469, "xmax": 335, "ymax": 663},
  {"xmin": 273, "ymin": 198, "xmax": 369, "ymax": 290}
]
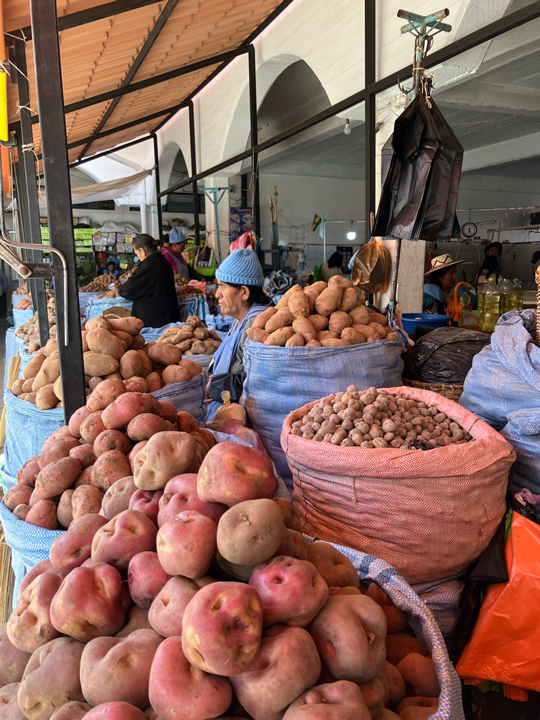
[
  {"xmin": 169, "ymin": 226, "xmax": 187, "ymax": 244},
  {"xmin": 216, "ymin": 249, "xmax": 264, "ymax": 286}
]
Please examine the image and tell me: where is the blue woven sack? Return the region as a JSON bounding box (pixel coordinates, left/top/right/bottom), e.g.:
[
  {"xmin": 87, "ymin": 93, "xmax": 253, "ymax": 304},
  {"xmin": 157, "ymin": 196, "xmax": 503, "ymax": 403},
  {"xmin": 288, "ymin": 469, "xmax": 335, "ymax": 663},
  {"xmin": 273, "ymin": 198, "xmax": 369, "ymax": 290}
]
[
  {"xmin": 0, "ymin": 493, "xmax": 64, "ymax": 609},
  {"xmin": 460, "ymin": 309, "xmax": 540, "ymax": 495},
  {"xmin": 78, "ymin": 292, "xmax": 100, "ymax": 318},
  {"xmin": 329, "ymin": 543, "xmax": 465, "ymax": 719},
  {"xmin": 243, "ymin": 339, "xmax": 405, "ymax": 490},
  {"xmin": 178, "ymin": 296, "xmax": 209, "ymax": 322},
  {"xmin": 140, "ymin": 322, "xmax": 184, "ymax": 344},
  {"xmin": 152, "ymin": 373, "xmax": 206, "ymax": 424},
  {"xmin": 85, "ymin": 296, "xmax": 133, "ymax": 319},
  {"xmin": 13, "ymin": 307, "xmax": 34, "ymax": 328},
  {"xmin": 4, "ymin": 327, "xmax": 18, "ymax": 394},
  {"xmin": 4, "ymin": 390, "xmax": 64, "ymax": 477}
]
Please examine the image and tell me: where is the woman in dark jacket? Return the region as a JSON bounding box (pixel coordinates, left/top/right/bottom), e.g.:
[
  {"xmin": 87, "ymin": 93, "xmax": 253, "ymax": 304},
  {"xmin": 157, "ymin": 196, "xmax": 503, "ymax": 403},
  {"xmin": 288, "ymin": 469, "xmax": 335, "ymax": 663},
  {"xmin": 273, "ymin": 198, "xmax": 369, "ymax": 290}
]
[{"xmin": 119, "ymin": 234, "xmax": 180, "ymax": 328}]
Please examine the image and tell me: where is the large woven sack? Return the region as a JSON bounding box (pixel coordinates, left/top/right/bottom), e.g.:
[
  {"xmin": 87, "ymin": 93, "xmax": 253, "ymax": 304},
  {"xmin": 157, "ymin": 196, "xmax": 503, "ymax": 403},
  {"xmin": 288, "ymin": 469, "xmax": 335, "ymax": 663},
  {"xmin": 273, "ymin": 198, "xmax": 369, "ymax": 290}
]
[
  {"xmin": 78, "ymin": 291, "xmax": 100, "ymax": 318},
  {"xmin": 178, "ymin": 295, "xmax": 209, "ymax": 322},
  {"xmin": 243, "ymin": 339, "xmax": 405, "ymax": 491},
  {"xmin": 282, "ymin": 386, "xmax": 515, "ymax": 584},
  {"xmin": 152, "ymin": 372, "xmax": 206, "ymax": 424},
  {"xmin": 13, "ymin": 307, "xmax": 34, "ymax": 329},
  {"xmin": 140, "ymin": 321, "xmax": 184, "ymax": 344},
  {"xmin": 4, "ymin": 390, "xmax": 64, "ymax": 477},
  {"xmin": 3, "ymin": 327, "xmax": 18, "ymax": 394},
  {"xmin": 460, "ymin": 309, "xmax": 540, "ymax": 495},
  {"xmin": 0, "ymin": 487, "xmax": 64, "ymax": 609},
  {"xmin": 330, "ymin": 544, "xmax": 465, "ymax": 719},
  {"xmin": 85, "ymin": 296, "xmax": 133, "ymax": 319}
]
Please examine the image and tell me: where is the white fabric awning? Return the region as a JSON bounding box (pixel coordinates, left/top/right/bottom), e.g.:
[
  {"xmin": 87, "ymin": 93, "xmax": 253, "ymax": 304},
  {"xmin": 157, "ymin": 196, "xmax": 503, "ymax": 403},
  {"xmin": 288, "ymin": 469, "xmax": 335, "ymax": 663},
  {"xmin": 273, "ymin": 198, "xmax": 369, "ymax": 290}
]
[{"xmin": 69, "ymin": 169, "xmax": 152, "ymax": 205}]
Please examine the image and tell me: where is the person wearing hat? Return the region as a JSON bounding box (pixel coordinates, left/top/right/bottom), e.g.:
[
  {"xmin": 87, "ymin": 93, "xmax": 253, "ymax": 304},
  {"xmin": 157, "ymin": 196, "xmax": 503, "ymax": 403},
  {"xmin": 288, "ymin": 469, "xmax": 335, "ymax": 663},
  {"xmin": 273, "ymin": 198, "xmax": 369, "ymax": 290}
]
[
  {"xmin": 474, "ymin": 242, "xmax": 503, "ymax": 292},
  {"xmin": 161, "ymin": 226, "xmax": 191, "ymax": 281},
  {"xmin": 423, "ymin": 253, "xmax": 466, "ymax": 314},
  {"xmin": 206, "ymin": 248, "xmax": 270, "ymax": 420}
]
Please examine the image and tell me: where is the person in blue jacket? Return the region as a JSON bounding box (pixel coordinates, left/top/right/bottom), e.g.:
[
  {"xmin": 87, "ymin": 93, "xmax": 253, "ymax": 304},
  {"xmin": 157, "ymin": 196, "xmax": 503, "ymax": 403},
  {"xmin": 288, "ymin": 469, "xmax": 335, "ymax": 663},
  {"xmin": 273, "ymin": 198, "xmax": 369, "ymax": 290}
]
[{"xmin": 206, "ymin": 249, "xmax": 270, "ymax": 420}]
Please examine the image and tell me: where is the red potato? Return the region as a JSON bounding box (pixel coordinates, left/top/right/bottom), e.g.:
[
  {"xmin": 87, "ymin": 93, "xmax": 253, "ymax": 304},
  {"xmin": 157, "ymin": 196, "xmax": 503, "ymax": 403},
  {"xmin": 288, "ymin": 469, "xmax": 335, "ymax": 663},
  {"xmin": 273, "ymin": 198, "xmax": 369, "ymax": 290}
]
[
  {"xmin": 381, "ymin": 661, "xmax": 406, "ymax": 705},
  {"xmin": 396, "ymin": 697, "xmax": 438, "ymax": 714},
  {"xmin": 86, "ymin": 378, "xmax": 126, "ymax": 413},
  {"xmin": 50, "ymin": 514, "xmax": 108, "ymax": 574},
  {"xmin": 0, "ymin": 682, "xmax": 26, "ymax": 719},
  {"xmin": 134, "ymin": 431, "xmax": 205, "ymax": 491},
  {"xmin": 69, "ymin": 445, "xmax": 97, "ymax": 469},
  {"xmin": 273, "ymin": 498, "xmax": 303, "ymax": 533},
  {"xmin": 0, "ymin": 625, "xmax": 31, "ymax": 687},
  {"xmin": 73, "ymin": 467, "xmax": 94, "ymax": 489},
  {"xmin": 80, "ymin": 629, "xmax": 162, "ymax": 709},
  {"xmin": 126, "ymin": 414, "xmax": 175, "ymax": 442},
  {"xmin": 4, "ymin": 485, "xmax": 33, "ymax": 511},
  {"xmin": 289, "ymin": 530, "xmax": 309, "ymax": 560},
  {"xmin": 25, "ymin": 499, "xmax": 57, "ymax": 530},
  {"xmin": 7, "ymin": 572, "xmax": 62, "ymax": 653},
  {"xmin": 83, "ymin": 703, "xmax": 147, "ymax": 720},
  {"xmin": 367, "ymin": 583, "xmax": 410, "ymax": 634},
  {"xmin": 358, "ymin": 674, "xmax": 389, "ymax": 720},
  {"xmin": 124, "ymin": 378, "xmax": 149, "ymax": 394},
  {"xmin": 148, "ymin": 576, "xmax": 215, "ymax": 638},
  {"xmin": 91, "ymin": 509, "xmax": 157, "ymax": 571},
  {"xmin": 158, "ymin": 400, "xmax": 178, "ymax": 424},
  {"xmin": 307, "ymin": 542, "xmax": 360, "ymax": 589},
  {"xmin": 101, "ymin": 476, "xmax": 137, "ymax": 520},
  {"xmin": 397, "ymin": 708, "xmax": 435, "ymax": 720},
  {"xmin": 115, "ymin": 606, "xmax": 153, "ymax": 638},
  {"xmin": 157, "ymin": 511, "xmax": 217, "ymax": 577},
  {"xmin": 231, "ymin": 627, "xmax": 321, "ymax": 720},
  {"xmin": 13, "ymin": 505, "xmax": 30, "ymax": 522},
  {"xmin": 91, "ymin": 450, "xmax": 132, "ymax": 492},
  {"xmin": 249, "ymin": 556, "xmax": 329, "ymax": 627},
  {"xmin": 217, "ymin": 499, "xmax": 285, "ymax": 566},
  {"xmin": 102, "ymin": 393, "xmax": 159, "ymax": 430},
  {"xmin": 38, "ymin": 437, "xmax": 80, "ymax": 468},
  {"xmin": 145, "ymin": 372, "xmax": 162, "ymax": 392},
  {"xmin": 158, "ymin": 474, "xmax": 226, "ymax": 527},
  {"xmin": 197, "ymin": 442, "xmax": 279, "ymax": 506},
  {"xmin": 69, "ymin": 407, "xmax": 93, "ymax": 439},
  {"xmin": 108, "ymin": 317, "xmax": 144, "ymax": 336},
  {"xmin": 129, "ymin": 441, "xmax": 147, "ymax": 469},
  {"xmin": 396, "ymin": 654, "xmax": 440, "ymax": 698},
  {"xmin": 176, "ymin": 411, "xmax": 200, "ymax": 434},
  {"xmin": 149, "ymin": 636, "xmax": 232, "ymax": 720},
  {"xmin": 29, "ymin": 489, "xmax": 41, "ymax": 507},
  {"xmin": 17, "ymin": 637, "xmax": 85, "ymax": 720},
  {"xmin": 35, "ymin": 457, "xmax": 81, "ymax": 499},
  {"xmin": 49, "ymin": 702, "xmax": 91, "ymax": 720},
  {"xmin": 93, "ymin": 430, "xmax": 131, "ymax": 457},
  {"xmin": 80, "ymin": 412, "xmax": 107, "ymax": 444},
  {"xmin": 385, "ymin": 634, "xmax": 429, "ymax": 666},
  {"xmin": 309, "ymin": 594, "xmax": 387, "ymax": 683},
  {"xmin": 16, "ymin": 457, "xmax": 41, "ymax": 488},
  {"xmin": 72, "ymin": 486, "xmax": 104, "ymax": 523},
  {"xmin": 129, "ymin": 490, "xmax": 162, "ymax": 525},
  {"xmin": 182, "ymin": 581, "xmax": 263, "ymax": 677},
  {"xmin": 46, "ymin": 426, "xmax": 74, "ymax": 443},
  {"xmin": 283, "ymin": 681, "xmax": 371, "ymax": 720},
  {"xmin": 127, "ymin": 552, "xmax": 172, "ymax": 609},
  {"xmin": 18, "ymin": 560, "xmax": 59, "ymax": 597},
  {"xmin": 50, "ymin": 563, "xmax": 125, "ymax": 642}
]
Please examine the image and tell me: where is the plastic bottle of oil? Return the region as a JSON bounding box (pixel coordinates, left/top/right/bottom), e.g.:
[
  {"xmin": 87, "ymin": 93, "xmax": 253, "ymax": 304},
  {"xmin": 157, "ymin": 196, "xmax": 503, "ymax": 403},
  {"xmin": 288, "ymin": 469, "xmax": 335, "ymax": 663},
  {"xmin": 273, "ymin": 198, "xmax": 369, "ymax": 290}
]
[
  {"xmin": 482, "ymin": 278, "xmax": 501, "ymax": 332},
  {"xmin": 500, "ymin": 278, "xmax": 515, "ymax": 314},
  {"xmin": 477, "ymin": 281, "xmax": 487, "ymax": 326},
  {"xmin": 513, "ymin": 278, "xmax": 523, "ymax": 311}
]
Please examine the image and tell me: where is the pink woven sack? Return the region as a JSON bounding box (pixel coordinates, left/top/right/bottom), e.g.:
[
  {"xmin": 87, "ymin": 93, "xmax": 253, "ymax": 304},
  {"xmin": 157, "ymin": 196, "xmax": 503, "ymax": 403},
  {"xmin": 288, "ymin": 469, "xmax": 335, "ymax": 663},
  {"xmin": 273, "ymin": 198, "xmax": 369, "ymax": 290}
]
[{"xmin": 281, "ymin": 386, "xmax": 516, "ymax": 584}]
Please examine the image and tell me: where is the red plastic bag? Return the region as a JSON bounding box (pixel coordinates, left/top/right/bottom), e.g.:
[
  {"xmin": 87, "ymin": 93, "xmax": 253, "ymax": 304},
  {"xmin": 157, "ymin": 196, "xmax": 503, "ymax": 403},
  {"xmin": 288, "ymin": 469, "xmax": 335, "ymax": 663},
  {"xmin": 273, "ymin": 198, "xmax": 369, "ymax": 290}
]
[
  {"xmin": 456, "ymin": 512, "xmax": 540, "ymax": 693},
  {"xmin": 351, "ymin": 238, "xmax": 392, "ymax": 293}
]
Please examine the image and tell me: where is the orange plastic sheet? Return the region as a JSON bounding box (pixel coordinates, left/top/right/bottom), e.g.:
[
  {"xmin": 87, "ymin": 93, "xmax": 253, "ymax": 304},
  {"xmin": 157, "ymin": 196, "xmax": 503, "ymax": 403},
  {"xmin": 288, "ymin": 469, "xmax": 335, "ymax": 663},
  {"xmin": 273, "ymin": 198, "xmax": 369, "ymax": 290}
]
[{"xmin": 456, "ymin": 512, "xmax": 540, "ymax": 694}]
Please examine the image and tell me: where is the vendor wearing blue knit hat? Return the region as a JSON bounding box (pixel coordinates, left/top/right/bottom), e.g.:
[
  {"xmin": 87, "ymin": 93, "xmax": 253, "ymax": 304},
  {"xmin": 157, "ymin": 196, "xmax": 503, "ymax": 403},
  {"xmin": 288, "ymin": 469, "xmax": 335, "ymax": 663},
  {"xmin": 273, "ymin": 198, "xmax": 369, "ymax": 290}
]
[{"xmin": 206, "ymin": 248, "xmax": 269, "ymax": 420}]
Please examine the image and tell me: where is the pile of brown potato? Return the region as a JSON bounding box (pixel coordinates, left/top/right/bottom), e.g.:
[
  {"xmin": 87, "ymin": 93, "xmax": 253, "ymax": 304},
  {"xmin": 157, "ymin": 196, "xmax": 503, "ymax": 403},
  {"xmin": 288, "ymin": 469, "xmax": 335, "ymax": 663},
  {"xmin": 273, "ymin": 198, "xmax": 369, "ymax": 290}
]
[
  {"xmin": 14, "ymin": 295, "xmax": 32, "ymax": 310},
  {"xmin": 157, "ymin": 315, "xmax": 221, "ymax": 356},
  {"xmin": 15, "ymin": 294, "xmax": 57, "ymax": 353},
  {"xmin": 4, "ymin": 382, "xmax": 215, "ymax": 530},
  {"xmin": 13, "ymin": 282, "xmax": 28, "ymax": 296},
  {"xmin": 247, "ymin": 278, "xmax": 398, "ymax": 347},
  {"xmin": 79, "ymin": 275, "xmax": 117, "ymax": 293},
  {"xmin": 11, "ymin": 316, "xmax": 204, "ymax": 409},
  {"xmin": 2, "ymin": 429, "xmax": 441, "ymax": 720},
  {"xmin": 292, "ymin": 386, "xmax": 472, "ymax": 449}
]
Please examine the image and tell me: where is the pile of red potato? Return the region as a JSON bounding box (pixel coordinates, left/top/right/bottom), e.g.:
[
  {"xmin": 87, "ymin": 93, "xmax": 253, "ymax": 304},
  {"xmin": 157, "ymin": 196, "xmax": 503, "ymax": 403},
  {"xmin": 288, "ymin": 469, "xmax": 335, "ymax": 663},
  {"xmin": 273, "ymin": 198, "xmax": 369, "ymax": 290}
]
[
  {"xmin": 156, "ymin": 315, "xmax": 222, "ymax": 356},
  {"xmin": 247, "ymin": 278, "xmax": 398, "ymax": 347},
  {"xmin": 1, "ymin": 415, "xmax": 441, "ymax": 720},
  {"xmin": 10, "ymin": 316, "xmax": 204, "ymax": 410}
]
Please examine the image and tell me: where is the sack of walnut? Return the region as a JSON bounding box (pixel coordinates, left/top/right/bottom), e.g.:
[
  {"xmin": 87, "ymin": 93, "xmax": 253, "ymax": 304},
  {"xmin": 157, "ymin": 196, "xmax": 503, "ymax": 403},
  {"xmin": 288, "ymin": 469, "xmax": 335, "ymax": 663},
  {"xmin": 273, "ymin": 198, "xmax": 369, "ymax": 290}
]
[{"xmin": 281, "ymin": 385, "xmax": 516, "ymax": 584}]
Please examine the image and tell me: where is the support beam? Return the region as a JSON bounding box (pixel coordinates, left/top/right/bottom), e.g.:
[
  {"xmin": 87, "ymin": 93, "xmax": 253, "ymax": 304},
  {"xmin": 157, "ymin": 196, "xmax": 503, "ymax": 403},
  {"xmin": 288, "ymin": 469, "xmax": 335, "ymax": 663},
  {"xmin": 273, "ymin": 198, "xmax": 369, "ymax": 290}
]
[
  {"xmin": 14, "ymin": 39, "xmax": 48, "ymax": 346},
  {"xmin": 364, "ymin": 0, "xmax": 376, "ymax": 244},
  {"xmin": 152, "ymin": 134, "xmax": 163, "ymax": 242},
  {"xmin": 435, "ymin": 81, "xmax": 540, "ymax": 114},
  {"xmin": 30, "ymin": 0, "xmax": 86, "ymax": 421},
  {"xmin": 77, "ymin": 0, "xmax": 180, "ymax": 160},
  {"xmin": 70, "ymin": 134, "xmax": 152, "ymax": 168},
  {"xmin": 188, "ymin": 102, "xmax": 201, "ymax": 246},
  {"xmin": 248, "ymin": 47, "xmax": 260, "ymax": 239}
]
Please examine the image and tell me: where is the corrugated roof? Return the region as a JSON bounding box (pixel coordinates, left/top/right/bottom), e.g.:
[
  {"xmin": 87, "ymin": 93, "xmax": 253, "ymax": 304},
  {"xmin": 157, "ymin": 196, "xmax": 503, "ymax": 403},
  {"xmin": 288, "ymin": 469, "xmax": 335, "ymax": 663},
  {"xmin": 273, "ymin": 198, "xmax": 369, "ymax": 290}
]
[{"xmin": 6, "ymin": 0, "xmax": 288, "ymax": 161}]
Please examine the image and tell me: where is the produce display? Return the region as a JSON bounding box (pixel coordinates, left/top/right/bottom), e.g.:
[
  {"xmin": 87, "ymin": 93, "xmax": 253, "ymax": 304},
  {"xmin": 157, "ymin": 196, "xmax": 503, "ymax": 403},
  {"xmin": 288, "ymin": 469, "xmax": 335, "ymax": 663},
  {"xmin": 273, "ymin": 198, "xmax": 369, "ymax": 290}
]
[
  {"xmin": 157, "ymin": 316, "xmax": 221, "ymax": 356},
  {"xmin": 13, "ymin": 282, "xmax": 28, "ymax": 296},
  {"xmin": 79, "ymin": 276, "xmax": 117, "ymax": 293},
  {"xmin": 15, "ymin": 295, "xmax": 33, "ymax": 310},
  {"xmin": 15, "ymin": 295, "xmax": 57, "ymax": 353},
  {"xmin": 246, "ymin": 278, "xmax": 398, "ymax": 347},
  {"xmin": 96, "ymin": 289, "xmax": 120, "ymax": 299},
  {"xmin": 176, "ymin": 284, "xmax": 204, "ymax": 299},
  {"xmin": 1, "ymin": 431, "xmax": 441, "ymax": 719},
  {"xmin": 291, "ymin": 386, "xmax": 473, "ymax": 449}
]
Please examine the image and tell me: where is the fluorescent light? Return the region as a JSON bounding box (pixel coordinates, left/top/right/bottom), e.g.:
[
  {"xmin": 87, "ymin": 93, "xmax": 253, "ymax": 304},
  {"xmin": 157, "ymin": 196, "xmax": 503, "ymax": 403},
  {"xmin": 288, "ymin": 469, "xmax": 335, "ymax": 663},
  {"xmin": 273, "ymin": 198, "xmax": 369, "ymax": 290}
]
[{"xmin": 347, "ymin": 230, "xmax": 357, "ymax": 240}]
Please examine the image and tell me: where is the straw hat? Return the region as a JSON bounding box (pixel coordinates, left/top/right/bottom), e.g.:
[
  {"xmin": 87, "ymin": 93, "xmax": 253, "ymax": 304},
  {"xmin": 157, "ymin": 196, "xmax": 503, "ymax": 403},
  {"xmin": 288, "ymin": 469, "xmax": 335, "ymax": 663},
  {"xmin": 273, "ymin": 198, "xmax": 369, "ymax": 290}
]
[{"xmin": 425, "ymin": 253, "xmax": 465, "ymax": 275}]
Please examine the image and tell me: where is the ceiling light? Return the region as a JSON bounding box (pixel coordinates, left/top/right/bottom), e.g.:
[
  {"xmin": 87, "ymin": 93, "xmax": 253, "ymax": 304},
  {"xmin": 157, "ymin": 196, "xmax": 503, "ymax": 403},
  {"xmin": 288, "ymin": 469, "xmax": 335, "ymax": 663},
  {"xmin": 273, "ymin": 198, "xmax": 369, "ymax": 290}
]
[
  {"xmin": 347, "ymin": 230, "xmax": 357, "ymax": 240},
  {"xmin": 343, "ymin": 119, "xmax": 352, "ymax": 136}
]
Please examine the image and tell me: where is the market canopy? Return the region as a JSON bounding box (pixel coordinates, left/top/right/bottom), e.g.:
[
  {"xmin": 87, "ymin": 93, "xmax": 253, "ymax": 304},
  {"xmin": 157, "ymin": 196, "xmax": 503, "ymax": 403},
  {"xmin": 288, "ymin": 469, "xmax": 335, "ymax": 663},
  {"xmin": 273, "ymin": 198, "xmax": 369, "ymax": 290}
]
[{"xmin": 4, "ymin": 0, "xmax": 291, "ymax": 164}]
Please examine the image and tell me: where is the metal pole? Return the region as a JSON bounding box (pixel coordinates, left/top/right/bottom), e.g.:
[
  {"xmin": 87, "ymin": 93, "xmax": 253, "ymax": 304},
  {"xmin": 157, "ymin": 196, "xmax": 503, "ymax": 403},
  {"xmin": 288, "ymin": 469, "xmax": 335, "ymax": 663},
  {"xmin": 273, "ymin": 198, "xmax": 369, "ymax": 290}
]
[
  {"xmin": 364, "ymin": 0, "xmax": 376, "ymax": 244},
  {"xmin": 322, "ymin": 213, "xmax": 326, "ymax": 263},
  {"xmin": 0, "ymin": 151, "xmax": 5, "ymax": 236},
  {"xmin": 188, "ymin": 101, "xmax": 201, "ymax": 246},
  {"xmin": 152, "ymin": 133, "xmax": 164, "ymax": 243},
  {"xmin": 248, "ymin": 46, "xmax": 260, "ymax": 238},
  {"xmin": 14, "ymin": 38, "xmax": 49, "ymax": 346},
  {"xmin": 30, "ymin": 0, "xmax": 86, "ymax": 421}
]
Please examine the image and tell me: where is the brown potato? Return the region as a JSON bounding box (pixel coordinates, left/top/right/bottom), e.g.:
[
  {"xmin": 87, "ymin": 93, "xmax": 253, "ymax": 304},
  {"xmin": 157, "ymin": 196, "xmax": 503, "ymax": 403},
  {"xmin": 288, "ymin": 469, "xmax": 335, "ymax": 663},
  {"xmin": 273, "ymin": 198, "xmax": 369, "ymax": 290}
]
[
  {"xmin": 315, "ymin": 286, "xmax": 344, "ymax": 316},
  {"xmin": 179, "ymin": 359, "xmax": 203, "ymax": 378},
  {"xmin": 23, "ymin": 353, "xmax": 46, "ymax": 380},
  {"xmin": 11, "ymin": 378, "xmax": 25, "ymax": 396},
  {"xmin": 253, "ymin": 307, "xmax": 277, "ymax": 329},
  {"xmin": 265, "ymin": 308, "xmax": 293, "ymax": 334},
  {"xmin": 191, "ymin": 341, "xmax": 208, "ymax": 355},
  {"xmin": 193, "ymin": 327, "xmax": 209, "ymax": 340},
  {"xmin": 32, "ymin": 358, "xmax": 60, "ymax": 392},
  {"xmin": 111, "ymin": 330, "xmax": 134, "ymax": 348},
  {"xmin": 275, "ymin": 284, "xmax": 303, "ymax": 309},
  {"xmin": 288, "ymin": 291, "xmax": 310, "ymax": 318},
  {"xmin": 247, "ymin": 327, "xmax": 269, "ymax": 343},
  {"xmin": 86, "ymin": 329, "xmax": 125, "ymax": 361},
  {"xmin": 306, "ymin": 340, "xmax": 322, "ymax": 347},
  {"xmin": 369, "ymin": 312, "xmax": 388, "ymax": 326},
  {"xmin": 292, "ymin": 316, "xmax": 317, "ymax": 343},
  {"xmin": 53, "ymin": 375, "xmax": 63, "ymax": 402},
  {"xmin": 137, "ymin": 350, "xmax": 153, "ymax": 378},
  {"xmin": 352, "ymin": 324, "xmax": 377, "ymax": 340},
  {"xmin": 119, "ymin": 350, "xmax": 143, "ymax": 379},
  {"xmin": 349, "ymin": 306, "xmax": 371, "ymax": 325},
  {"xmin": 341, "ymin": 327, "xmax": 367, "ymax": 345},
  {"xmin": 145, "ymin": 372, "xmax": 162, "ymax": 392},
  {"xmin": 307, "ymin": 315, "xmax": 328, "ymax": 331},
  {"xmin": 83, "ymin": 352, "xmax": 119, "ymax": 378},
  {"xmin": 264, "ymin": 327, "xmax": 296, "ymax": 346},
  {"xmin": 339, "ymin": 286, "xmax": 361, "ymax": 313},
  {"xmin": 303, "ymin": 281, "xmax": 328, "ymax": 313},
  {"xmin": 177, "ymin": 339, "xmax": 194, "ymax": 352},
  {"xmin": 36, "ymin": 384, "xmax": 58, "ymax": 410},
  {"xmin": 328, "ymin": 311, "xmax": 353, "ymax": 334},
  {"xmin": 285, "ymin": 333, "xmax": 305, "ymax": 347},
  {"xmin": 147, "ymin": 344, "xmax": 182, "ymax": 366},
  {"xmin": 316, "ymin": 330, "xmax": 339, "ymax": 342},
  {"xmin": 162, "ymin": 366, "xmax": 190, "ymax": 385},
  {"xmin": 321, "ymin": 339, "xmax": 349, "ymax": 347},
  {"xmin": 328, "ymin": 275, "xmax": 353, "ymax": 288},
  {"xmin": 369, "ymin": 322, "xmax": 387, "ymax": 338}
]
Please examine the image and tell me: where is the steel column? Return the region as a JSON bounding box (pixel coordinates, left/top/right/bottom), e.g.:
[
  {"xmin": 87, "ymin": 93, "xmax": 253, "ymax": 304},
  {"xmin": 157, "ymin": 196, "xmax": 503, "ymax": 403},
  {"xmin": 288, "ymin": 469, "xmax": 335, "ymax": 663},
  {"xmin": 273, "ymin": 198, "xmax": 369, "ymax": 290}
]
[
  {"xmin": 30, "ymin": 0, "xmax": 86, "ymax": 421},
  {"xmin": 14, "ymin": 39, "xmax": 49, "ymax": 346},
  {"xmin": 152, "ymin": 134, "xmax": 164, "ymax": 242},
  {"xmin": 248, "ymin": 46, "xmax": 260, "ymax": 238},
  {"xmin": 188, "ymin": 101, "xmax": 201, "ymax": 246},
  {"xmin": 364, "ymin": 0, "xmax": 376, "ymax": 244}
]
